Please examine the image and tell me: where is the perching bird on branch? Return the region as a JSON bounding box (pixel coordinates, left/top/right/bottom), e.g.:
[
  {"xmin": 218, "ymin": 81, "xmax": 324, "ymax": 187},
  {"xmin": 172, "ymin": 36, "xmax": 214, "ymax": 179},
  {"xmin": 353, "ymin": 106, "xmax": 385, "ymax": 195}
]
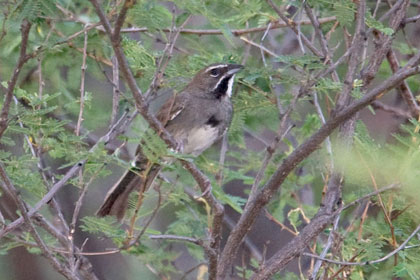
[{"xmin": 97, "ymin": 63, "xmax": 243, "ymax": 220}]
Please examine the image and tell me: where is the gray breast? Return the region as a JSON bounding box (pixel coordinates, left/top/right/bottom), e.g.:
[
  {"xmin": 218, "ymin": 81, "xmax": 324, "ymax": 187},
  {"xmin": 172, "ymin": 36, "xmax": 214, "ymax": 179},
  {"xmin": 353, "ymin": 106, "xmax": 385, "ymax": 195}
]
[
  {"xmin": 166, "ymin": 95, "xmax": 232, "ymax": 156},
  {"xmin": 182, "ymin": 125, "xmax": 220, "ymax": 156}
]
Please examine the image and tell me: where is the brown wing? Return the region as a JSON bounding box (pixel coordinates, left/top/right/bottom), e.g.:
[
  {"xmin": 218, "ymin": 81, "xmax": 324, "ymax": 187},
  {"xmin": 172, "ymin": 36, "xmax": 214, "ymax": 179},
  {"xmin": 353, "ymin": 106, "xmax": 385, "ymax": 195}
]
[{"xmin": 155, "ymin": 92, "xmax": 186, "ymax": 127}]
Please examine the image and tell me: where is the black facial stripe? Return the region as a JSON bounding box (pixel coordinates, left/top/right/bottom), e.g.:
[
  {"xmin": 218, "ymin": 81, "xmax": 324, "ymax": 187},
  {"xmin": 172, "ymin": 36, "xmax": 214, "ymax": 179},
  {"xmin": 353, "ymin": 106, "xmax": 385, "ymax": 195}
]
[
  {"xmin": 213, "ymin": 76, "xmax": 232, "ymax": 99},
  {"xmin": 206, "ymin": 115, "xmax": 220, "ymax": 127}
]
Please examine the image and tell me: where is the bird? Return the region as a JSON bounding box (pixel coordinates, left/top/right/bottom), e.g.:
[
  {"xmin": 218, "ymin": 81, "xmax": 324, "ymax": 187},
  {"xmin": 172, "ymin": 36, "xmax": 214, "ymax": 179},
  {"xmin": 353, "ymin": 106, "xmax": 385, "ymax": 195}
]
[{"xmin": 97, "ymin": 63, "xmax": 244, "ymax": 219}]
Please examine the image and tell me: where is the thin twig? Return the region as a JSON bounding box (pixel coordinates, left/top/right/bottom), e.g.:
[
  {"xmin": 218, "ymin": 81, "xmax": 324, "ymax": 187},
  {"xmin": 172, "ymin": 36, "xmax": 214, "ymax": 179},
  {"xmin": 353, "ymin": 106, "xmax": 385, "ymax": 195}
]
[
  {"xmin": 341, "ymin": 183, "xmax": 400, "ymax": 212},
  {"xmin": 371, "ymin": 101, "xmax": 412, "ymax": 119},
  {"xmin": 362, "ymin": 0, "xmax": 409, "ymax": 86},
  {"xmin": 219, "ymin": 52, "xmax": 420, "ymax": 279},
  {"xmin": 180, "ymin": 263, "xmax": 206, "ymax": 280},
  {"xmin": 0, "ymin": 9, "xmax": 8, "ymax": 44},
  {"xmin": 239, "ymin": 36, "xmax": 279, "ymax": 58},
  {"xmin": 70, "ymin": 165, "xmax": 106, "ymax": 242},
  {"xmin": 126, "ymin": 181, "xmax": 164, "ymax": 247},
  {"xmin": 303, "ymin": 223, "xmax": 420, "ymax": 266},
  {"xmin": 356, "ymin": 149, "xmax": 397, "ymax": 254},
  {"xmin": 56, "ymin": 22, "xmax": 102, "ymax": 46},
  {"xmin": 313, "ymin": 92, "xmax": 333, "ymax": 167},
  {"xmin": 216, "ymin": 133, "xmax": 229, "ymax": 186},
  {"xmin": 0, "ymin": 110, "xmax": 133, "ymax": 238},
  {"xmin": 145, "ymin": 12, "xmax": 191, "ymax": 98},
  {"xmin": 357, "ymin": 200, "xmax": 371, "ymax": 241},
  {"xmin": 0, "ymin": 20, "xmax": 32, "ymax": 140},
  {"xmin": 304, "ymin": 3, "xmax": 340, "ymax": 82},
  {"xmin": 69, "ymin": 27, "xmax": 89, "ymax": 270},
  {"xmin": 264, "ymin": 209, "xmax": 298, "ymax": 236},
  {"xmin": 373, "ymin": 0, "xmax": 382, "ymax": 18},
  {"xmin": 310, "ymin": 183, "xmax": 399, "ymax": 278},
  {"xmin": 403, "ymin": 14, "xmax": 420, "ymax": 25},
  {"xmin": 266, "ymin": 0, "xmax": 323, "ymax": 57},
  {"xmin": 37, "ymin": 58, "xmax": 44, "ymax": 102},
  {"xmin": 88, "ymin": 2, "xmax": 225, "ymax": 278},
  {"xmin": 97, "ymin": 17, "xmax": 337, "ymax": 36},
  {"xmin": 386, "ymin": 48, "xmax": 420, "ymax": 117},
  {"xmin": 296, "ymin": 3, "xmax": 307, "ymax": 54},
  {"xmin": 378, "ymin": 0, "xmax": 405, "ymax": 22},
  {"xmin": 310, "ymin": 214, "xmax": 341, "ymax": 279},
  {"xmin": 112, "ymin": 0, "xmax": 133, "ymax": 40},
  {"xmin": 149, "ymin": 234, "xmax": 217, "ymax": 260},
  {"xmin": 246, "ymin": 124, "xmax": 294, "ymax": 208},
  {"xmin": 0, "ymin": 164, "xmax": 79, "ymax": 280},
  {"xmin": 109, "ymin": 56, "xmax": 120, "ymax": 128},
  {"xmin": 12, "ymin": 95, "xmax": 72, "ymax": 249},
  {"xmin": 149, "ymin": 234, "xmax": 202, "ymax": 244},
  {"xmin": 259, "ymin": 21, "xmax": 272, "ymax": 66},
  {"xmin": 75, "ymin": 27, "xmax": 89, "ymax": 136}
]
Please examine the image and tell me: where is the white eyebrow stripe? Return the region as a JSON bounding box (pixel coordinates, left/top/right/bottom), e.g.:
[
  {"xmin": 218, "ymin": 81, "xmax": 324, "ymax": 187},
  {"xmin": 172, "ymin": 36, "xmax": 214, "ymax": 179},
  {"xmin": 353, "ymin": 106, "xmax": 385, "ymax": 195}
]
[{"xmin": 205, "ymin": 64, "xmax": 228, "ymax": 73}]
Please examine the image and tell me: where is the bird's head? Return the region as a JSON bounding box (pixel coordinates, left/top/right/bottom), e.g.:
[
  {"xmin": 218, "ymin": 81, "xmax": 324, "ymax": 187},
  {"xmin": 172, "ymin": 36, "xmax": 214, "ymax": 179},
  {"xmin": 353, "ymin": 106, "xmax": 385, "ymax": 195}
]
[{"xmin": 188, "ymin": 63, "xmax": 244, "ymax": 99}]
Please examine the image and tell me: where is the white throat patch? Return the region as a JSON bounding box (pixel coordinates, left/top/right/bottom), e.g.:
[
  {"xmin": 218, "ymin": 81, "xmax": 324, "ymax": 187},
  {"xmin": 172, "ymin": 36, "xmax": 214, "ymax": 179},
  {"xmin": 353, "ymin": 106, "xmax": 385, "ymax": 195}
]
[
  {"xmin": 212, "ymin": 74, "xmax": 236, "ymax": 98},
  {"xmin": 226, "ymin": 74, "xmax": 235, "ymax": 98}
]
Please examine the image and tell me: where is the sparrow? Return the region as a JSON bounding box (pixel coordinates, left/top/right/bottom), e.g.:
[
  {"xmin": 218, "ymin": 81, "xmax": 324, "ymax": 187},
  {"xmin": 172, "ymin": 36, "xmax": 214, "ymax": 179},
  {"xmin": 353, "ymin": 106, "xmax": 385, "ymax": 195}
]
[{"xmin": 97, "ymin": 63, "xmax": 244, "ymax": 219}]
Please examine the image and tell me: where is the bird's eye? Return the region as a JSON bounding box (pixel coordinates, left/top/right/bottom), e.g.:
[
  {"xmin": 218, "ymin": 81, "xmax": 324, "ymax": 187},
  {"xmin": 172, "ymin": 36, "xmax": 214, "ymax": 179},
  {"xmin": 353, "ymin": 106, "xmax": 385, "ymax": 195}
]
[{"xmin": 210, "ymin": 68, "xmax": 220, "ymax": 77}]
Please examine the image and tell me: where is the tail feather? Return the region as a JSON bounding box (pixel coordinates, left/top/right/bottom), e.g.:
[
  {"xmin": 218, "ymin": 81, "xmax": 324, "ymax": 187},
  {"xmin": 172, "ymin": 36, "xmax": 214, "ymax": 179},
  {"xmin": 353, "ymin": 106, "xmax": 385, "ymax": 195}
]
[
  {"xmin": 96, "ymin": 169, "xmax": 140, "ymax": 219},
  {"xmin": 97, "ymin": 164, "xmax": 161, "ymax": 220}
]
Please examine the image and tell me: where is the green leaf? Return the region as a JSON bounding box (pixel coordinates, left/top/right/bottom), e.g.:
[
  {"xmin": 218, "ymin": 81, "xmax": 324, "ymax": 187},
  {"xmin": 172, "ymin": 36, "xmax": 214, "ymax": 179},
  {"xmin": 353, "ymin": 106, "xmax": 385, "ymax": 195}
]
[
  {"xmin": 80, "ymin": 216, "xmax": 126, "ymax": 246},
  {"xmin": 333, "ymin": 0, "xmax": 356, "ymax": 27},
  {"xmin": 129, "ymin": 1, "xmax": 172, "ymax": 30},
  {"xmin": 366, "ymin": 13, "xmax": 394, "ymax": 36},
  {"xmin": 213, "ymin": 187, "xmax": 246, "ymax": 213}
]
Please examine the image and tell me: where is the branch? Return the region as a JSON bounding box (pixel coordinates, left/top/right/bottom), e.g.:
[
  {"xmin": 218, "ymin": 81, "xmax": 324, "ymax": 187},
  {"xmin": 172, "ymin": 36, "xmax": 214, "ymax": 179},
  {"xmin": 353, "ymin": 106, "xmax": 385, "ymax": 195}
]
[
  {"xmin": 303, "ymin": 4, "xmax": 340, "ymax": 83},
  {"xmin": 149, "ymin": 234, "xmax": 203, "ymax": 245},
  {"xmin": 88, "ymin": 1, "xmax": 225, "ymax": 277},
  {"xmin": 23, "ymin": 214, "xmax": 98, "ymax": 279},
  {"xmin": 144, "ymin": 10, "xmax": 191, "ymax": 98},
  {"xmin": 75, "ymin": 27, "xmax": 88, "ymax": 136},
  {"xmin": 245, "ymin": 124, "xmax": 294, "ymax": 210},
  {"xmin": 149, "ymin": 234, "xmax": 217, "ymax": 261},
  {"xmin": 362, "ymin": 0, "xmax": 409, "ymax": 85},
  {"xmin": 304, "ymin": 2, "xmax": 409, "ymax": 277},
  {"xmin": 112, "ymin": 0, "xmax": 134, "ymax": 40},
  {"xmin": 217, "ymin": 53, "xmax": 420, "ymax": 278},
  {"xmin": 266, "ymin": 0, "xmax": 323, "ymax": 57},
  {"xmin": 109, "ymin": 56, "xmax": 120, "ymax": 128},
  {"xmin": 69, "ymin": 29, "xmax": 89, "ymax": 269},
  {"xmin": 0, "ymin": 164, "xmax": 79, "ymax": 280},
  {"xmin": 0, "ymin": 110, "xmax": 134, "ymax": 239},
  {"xmin": 310, "ymin": 6, "xmax": 368, "ymax": 277},
  {"xmin": 403, "ymin": 14, "xmax": 420, "ymax": 25},
  {"xmin": 101, "ymin": 17, "xmax": 337, "ymax": 36},
  {"xmin": 128, "ymin": 182, "xmax": 163, "ymax": 246},
  {"xmin": 310, "ymin": 212, "xmax": 341, "ymax": 279},
  {"xmin": 371, "ymin": 101, "xmax": 412, "ymax": 119},
  {"xmin": 310, "ymin": 183, "xmax": 399, "ymax": 279},
  {"xmin": 386, "ymin": 48, "xmax": 420, "ymax": 117},
  {"xmin": 250, "ymin": 67, "xmax": 419, "ymax": 280},
  {"xmin": 341, "ymin": 183, "xmax": 400, "ymax": 212},
  {"xmin": 335, "ymin": 0, "xmax": 366, "ymax": 112},
  {"xmin": 0, "ymin": 20, "xmax": 32, "ymax": 140},
  {"xmin": 239, "ymin": 36, "xmax": 279, "ymax": 58},
  {"xmin": 303, "ymin": 222, "xmax": 420, "ymax": 266}
]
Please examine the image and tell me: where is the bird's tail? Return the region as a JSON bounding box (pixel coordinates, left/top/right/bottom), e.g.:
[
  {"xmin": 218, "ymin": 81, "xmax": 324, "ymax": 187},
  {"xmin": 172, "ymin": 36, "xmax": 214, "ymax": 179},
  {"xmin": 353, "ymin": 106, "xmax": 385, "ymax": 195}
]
[{"xmin": 96, "ymin": 157, "xmax": 160, "ymax": 220}]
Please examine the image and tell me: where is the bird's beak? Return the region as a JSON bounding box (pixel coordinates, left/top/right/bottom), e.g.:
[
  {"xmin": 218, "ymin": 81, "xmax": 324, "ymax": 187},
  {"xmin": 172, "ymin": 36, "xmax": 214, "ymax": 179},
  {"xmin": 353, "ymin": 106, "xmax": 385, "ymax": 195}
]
[{"xmin": 227, "ymin": 64, "xmax": 244, "ymax": 75}]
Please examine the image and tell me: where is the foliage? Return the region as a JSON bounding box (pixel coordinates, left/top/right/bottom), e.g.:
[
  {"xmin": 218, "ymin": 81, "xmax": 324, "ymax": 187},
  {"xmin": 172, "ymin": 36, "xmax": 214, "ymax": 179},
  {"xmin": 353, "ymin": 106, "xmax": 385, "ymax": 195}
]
[{"xmin": 0, "ymin": 0, "xmax": 420, "ymax": 280}]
